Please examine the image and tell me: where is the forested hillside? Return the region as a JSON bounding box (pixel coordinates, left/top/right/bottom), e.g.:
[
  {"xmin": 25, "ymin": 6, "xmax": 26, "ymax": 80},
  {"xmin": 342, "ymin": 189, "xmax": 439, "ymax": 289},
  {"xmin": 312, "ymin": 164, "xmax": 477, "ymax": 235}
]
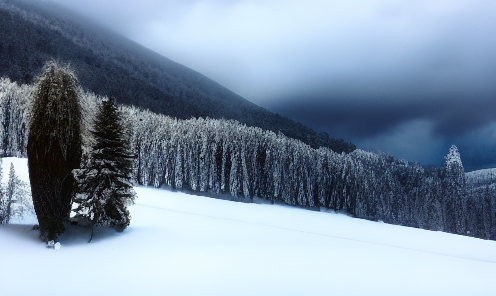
[
  {"xmin": 0, "ymin": 0, "xmax": 354, "ymax": 153},
  {"xmin": 1, "ymin": 77, "xmax": 495, "ymax": 240}
]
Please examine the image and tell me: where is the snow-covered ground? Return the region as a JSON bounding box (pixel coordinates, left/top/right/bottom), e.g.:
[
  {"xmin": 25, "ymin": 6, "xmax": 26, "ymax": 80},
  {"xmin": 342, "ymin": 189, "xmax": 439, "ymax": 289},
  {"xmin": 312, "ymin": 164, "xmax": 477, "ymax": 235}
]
[{"xmin": 1, "ymin": 157, "xmax": 495, "ymax": 296}]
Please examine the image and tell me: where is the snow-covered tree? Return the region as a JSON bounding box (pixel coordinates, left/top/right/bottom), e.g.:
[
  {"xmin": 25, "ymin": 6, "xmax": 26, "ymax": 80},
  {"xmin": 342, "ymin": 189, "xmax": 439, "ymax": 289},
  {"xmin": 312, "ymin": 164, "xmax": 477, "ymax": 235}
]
[
  {"xmin": 0, "ymin": 159, "xmax": 3, "ymax": 221},
  {"xmin": 0, "ymin": 77, "xmax": 33, "ymax": 157},
  {"xmin": 1, "ymin": 162, "xmax": 32, "ymax": 224},
  {"xmin": 27, "ymin": 61, "xmax": 83, "ymax": 241},
  {"xmin": 73, "ymin": 98, "xmax": 135, "ymax": 239},
  {"xmin": 445, "ymin": 145, "xmax": 465, "ymax": 189},
  {"xmin": 443, "ymin": 145, "xmax": 466, "ymax": 234}
]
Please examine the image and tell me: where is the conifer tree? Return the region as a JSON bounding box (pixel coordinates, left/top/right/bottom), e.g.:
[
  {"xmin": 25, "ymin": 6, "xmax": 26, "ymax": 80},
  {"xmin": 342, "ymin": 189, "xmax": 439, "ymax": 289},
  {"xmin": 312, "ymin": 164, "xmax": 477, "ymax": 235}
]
[
  {"xmin": 0, "ymin": 159, "xmax": 4, "ymax": 223},
  {"xmin": 27, "ymin": 61, "xmax": 82, "ymax": 241},
  {"xmin": 2, "ymin": 163, "xmax": 31, "ymax": 224},
  {"xmin": 73, "ymin": 98, "xmax": 135, "ymax": 239},
  {"xmin": 443, "ymin": 145, "xmax": 466, "ymax": 234}
]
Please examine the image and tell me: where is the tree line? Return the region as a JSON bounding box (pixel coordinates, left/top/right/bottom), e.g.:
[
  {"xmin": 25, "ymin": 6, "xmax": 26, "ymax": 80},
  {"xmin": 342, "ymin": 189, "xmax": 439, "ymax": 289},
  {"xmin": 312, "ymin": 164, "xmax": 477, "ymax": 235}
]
[
  {"xmin": 127, "ymin": 109, "xmax": 495, "ymax": 239},
  {"xmin": 1, "ymin": 73, "xmax": 495, "ymax": 240}
]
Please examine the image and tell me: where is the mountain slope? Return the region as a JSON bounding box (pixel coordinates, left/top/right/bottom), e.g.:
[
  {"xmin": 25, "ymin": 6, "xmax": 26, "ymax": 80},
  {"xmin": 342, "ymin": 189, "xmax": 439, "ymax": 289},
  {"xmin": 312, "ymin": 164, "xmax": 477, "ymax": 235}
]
[{"xmin": 0, "ymin": 0, "xmax": 354, "ymax": 153}]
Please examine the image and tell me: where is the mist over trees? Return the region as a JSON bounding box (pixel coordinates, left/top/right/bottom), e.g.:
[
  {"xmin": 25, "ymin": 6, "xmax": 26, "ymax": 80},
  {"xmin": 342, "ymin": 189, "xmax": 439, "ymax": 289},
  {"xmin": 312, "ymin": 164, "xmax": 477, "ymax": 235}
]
[
  {"xmin": 0, "ymin": 0, "xmax": 356, "ymax": 155},
  {"xmin": 0, "ymin": 76, "xmax": 495, "ymax": 240}
]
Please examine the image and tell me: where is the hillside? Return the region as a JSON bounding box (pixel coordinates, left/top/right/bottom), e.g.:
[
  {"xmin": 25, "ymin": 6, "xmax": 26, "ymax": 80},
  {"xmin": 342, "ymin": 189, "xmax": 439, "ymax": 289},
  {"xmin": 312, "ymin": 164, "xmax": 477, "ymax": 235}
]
[
  {"xmin": 466, "ymin": 168, "xmax": 496, "ymax": 186},
  {"xmin": 1, "ymin": 158, "xmax": 495, "ymax": 296},
  {"xmin": 0, "ymin": 0, "xmax": 354, "ymax": 153}
]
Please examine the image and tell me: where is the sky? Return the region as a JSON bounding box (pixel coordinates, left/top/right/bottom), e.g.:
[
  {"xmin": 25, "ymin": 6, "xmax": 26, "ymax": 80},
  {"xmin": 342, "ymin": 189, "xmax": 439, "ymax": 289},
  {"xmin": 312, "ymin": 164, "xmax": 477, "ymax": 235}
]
[{"xmin": 48, "ymin": 0, "xmax": 496, "ymax": 168}]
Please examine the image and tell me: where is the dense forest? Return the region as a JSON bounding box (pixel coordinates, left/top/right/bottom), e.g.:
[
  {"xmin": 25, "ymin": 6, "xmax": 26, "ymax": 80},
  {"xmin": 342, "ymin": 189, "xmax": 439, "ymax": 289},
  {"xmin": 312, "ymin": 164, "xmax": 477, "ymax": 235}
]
[
  {"xmin": 1, "ymin": 77, "xmax": 495, "ymax": 240},
  {"xmin": 0, "ymin": 0, "xmax": 355, "ymax": 154}
]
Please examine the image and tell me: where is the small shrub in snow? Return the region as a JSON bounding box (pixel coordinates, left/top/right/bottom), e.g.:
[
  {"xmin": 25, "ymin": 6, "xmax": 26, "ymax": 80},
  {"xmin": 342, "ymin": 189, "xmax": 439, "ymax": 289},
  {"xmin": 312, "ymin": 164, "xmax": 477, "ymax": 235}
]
[
  {"xmin": 46, "ymin": 240, "xmax": 55, "ymax": 248},
  {"xmin": 46, "ymin": 240, "xmax": 61, "ymax": 251}
]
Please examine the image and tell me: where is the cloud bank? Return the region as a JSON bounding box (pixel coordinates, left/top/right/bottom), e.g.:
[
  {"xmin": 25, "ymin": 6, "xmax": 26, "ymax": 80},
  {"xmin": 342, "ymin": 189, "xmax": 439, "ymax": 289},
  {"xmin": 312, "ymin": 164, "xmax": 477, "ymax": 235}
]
[{"xmin": 48, "ymin": 0, "xmax": 496, "ymax": 167}]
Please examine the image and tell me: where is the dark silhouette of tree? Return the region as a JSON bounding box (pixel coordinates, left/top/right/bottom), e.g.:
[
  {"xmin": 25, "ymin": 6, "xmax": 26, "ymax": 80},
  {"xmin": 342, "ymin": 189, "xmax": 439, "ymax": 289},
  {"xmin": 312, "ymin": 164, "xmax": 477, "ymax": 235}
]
[{"xmin": 27, "ymin": 61, "xmax": 82, "ymax": 241}]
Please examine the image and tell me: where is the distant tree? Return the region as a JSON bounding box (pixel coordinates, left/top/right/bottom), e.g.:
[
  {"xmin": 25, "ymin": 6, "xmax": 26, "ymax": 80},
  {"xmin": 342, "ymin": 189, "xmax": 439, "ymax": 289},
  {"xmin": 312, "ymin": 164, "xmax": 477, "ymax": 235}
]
[
  {"xmin": 0, "ymin": 162, "xmax": 31, "ymax": 224},
  {"xmin": 0, "ymin": 159, "xmax": 3, "ymax": 222},
  {"xmin": 27, "ymin": 61, "xmax": 83, "ymax": 241},
  {"xmin": 481, "ymin": 184, "xmax": 493, "ymax": 239},
  {"xmin": 73, "ymin": 98, "xmax": 135, "ymax": 240},
  {"xmin": 1, "ymin": 88, "xmax": 12, "ymax": 156},
  {"xmin": 445, "ymin": 146, "xmax": 465, "ymax": 190},
  {"xmin": 443, "ymin": 145, "xmax": 466, "ymax": 234}
]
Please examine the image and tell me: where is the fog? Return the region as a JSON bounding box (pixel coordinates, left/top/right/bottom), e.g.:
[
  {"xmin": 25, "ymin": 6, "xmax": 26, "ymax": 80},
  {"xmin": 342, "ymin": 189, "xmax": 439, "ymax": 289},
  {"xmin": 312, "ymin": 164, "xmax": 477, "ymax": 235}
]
[{"xmin": 47, "ymin": 0, "xmax": 496, "ymax": 167}]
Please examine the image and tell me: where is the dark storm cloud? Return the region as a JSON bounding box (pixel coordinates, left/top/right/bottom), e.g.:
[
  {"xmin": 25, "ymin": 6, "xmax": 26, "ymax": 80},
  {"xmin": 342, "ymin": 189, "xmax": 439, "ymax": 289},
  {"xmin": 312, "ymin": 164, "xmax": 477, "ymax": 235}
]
[
  {"xmin": 270, "ymin": 89, "xmax": 496, "ymax": 139},
  {"xmin": 45, "ymin": 0, "xmax": 496, "ymax": 166}
]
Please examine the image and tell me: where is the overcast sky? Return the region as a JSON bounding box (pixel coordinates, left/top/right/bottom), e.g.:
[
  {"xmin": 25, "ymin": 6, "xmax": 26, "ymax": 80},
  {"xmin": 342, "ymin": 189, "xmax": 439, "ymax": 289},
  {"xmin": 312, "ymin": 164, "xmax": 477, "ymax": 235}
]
[{"xmin": 49, "ymin": 0, "xmax": 496, "ymax": 168}]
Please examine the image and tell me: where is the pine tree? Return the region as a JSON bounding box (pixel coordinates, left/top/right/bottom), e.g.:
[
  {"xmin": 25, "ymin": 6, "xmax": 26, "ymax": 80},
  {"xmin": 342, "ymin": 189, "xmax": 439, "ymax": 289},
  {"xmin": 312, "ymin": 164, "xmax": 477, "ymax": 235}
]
[
  {"xmin": 443, "ymin": 145, "xmax": 466, "ymax": 234},
  {"xmin": 1, "ymin": 162, "xmax": 31, "ymax": 224},
  {"xmin": 0, "ymin": 158, "xmax": 4, "ymax": 223},
  {"xmin": 1, "ymin": 89, "xmax": 12, "ymax": 156},
  {"xmin": 73, "ymin": 98, "xmax": 135, "ymax": 239},
  {"xmin": 27, "ymin": 61, "xmax": 83, "ymax": 241}
]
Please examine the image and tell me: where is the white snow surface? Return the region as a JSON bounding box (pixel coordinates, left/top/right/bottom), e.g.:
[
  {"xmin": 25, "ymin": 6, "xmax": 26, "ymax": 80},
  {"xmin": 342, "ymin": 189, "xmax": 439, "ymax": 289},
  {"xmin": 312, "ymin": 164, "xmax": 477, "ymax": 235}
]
[{"xmin": 1, "ymin": 157, "xmax": 495, "ymax": 296}]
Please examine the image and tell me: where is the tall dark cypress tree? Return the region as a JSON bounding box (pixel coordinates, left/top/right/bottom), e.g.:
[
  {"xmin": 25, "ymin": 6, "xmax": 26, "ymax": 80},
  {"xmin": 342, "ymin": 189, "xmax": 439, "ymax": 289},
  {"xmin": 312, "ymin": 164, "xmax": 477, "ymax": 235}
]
[
  {"xmin": 73, "ymin": 98, "xmax": 135, "ymax": 237},
  {"xmin": 27, "ymin": 61, "xmax": 82, "ymax": 241}
]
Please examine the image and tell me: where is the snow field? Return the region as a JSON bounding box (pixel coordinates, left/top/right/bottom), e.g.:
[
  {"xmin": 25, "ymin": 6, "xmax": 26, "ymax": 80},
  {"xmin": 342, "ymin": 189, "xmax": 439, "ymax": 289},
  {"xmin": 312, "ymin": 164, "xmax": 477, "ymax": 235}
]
[{"xmin": 1, "ymin": 158, "xmax": 495, "ymax": 296}]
